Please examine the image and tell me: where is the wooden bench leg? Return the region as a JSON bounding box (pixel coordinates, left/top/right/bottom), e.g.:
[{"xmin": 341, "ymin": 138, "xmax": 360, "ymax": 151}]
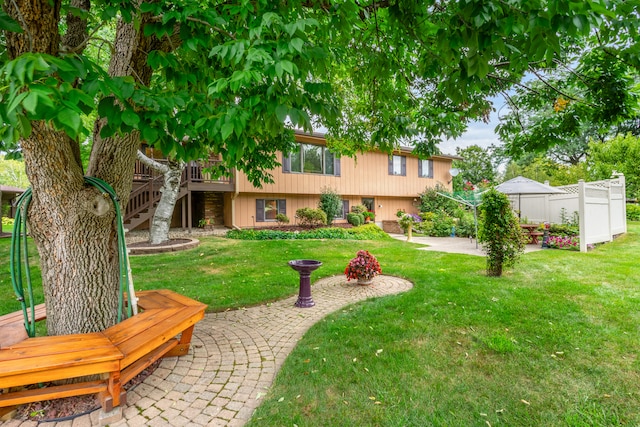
[
  {"xmin": 100, "ymin": 371, "xmax": 126, "ymax": 412},
  {"xmin": 165, "ymin": 325, "xmax": 195, "ymax": 357}
]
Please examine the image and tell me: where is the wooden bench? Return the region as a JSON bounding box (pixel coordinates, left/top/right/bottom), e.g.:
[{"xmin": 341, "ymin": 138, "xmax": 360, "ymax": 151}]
[
  {"xmin": 0, "ymin": 290, "xmax": 206, "ymax": 417},
  {"xmin": 0, "ymin": 303, "xmax": 47, "ymax": 348}
]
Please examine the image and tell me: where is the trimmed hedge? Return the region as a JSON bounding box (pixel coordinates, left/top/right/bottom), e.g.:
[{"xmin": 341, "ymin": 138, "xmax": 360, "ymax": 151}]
[
  {"xmin": 346, "ymin": 212, "xmax": 364, "ymax": 226},
  {"xmin": 226, "ymin": 224, "xmax": 388, "ymax": 240}
]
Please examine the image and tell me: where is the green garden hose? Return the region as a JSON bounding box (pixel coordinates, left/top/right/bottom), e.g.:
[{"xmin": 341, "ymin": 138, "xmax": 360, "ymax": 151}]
[{"xmin": 10, "ymin": 177, "xmax": 133, "ymax": 337}]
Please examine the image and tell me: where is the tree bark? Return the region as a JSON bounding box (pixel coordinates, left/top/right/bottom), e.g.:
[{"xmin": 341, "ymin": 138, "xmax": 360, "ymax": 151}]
[
  {"xmin": 136, "ymin": 151, "xmax": 186, "ymax": 245},
  {"xmin": 3, "ymin": 0, "xmax": 156, "ymax": 335}
]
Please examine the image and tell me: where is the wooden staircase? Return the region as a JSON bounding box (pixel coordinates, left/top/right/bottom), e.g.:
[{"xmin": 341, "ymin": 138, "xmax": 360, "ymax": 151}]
[
  {"xmin": 123, "ymin": 159, "xmax": 235, "ymax": 231},
  {"xmin": 123, "ymin": 177, "xmax": 189, "ymax": 231}
]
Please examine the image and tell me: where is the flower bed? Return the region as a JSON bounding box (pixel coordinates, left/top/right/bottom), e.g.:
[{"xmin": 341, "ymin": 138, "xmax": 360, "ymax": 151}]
[{"xmin": 547, "ymin": 235, "xmax": 580, "ymax": 250}]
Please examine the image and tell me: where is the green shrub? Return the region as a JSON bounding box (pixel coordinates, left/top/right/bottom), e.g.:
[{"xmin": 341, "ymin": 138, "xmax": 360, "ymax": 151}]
[
  {"xmin": 351, "ymin": 204, "xmax": 368, "ymax": 214},
  {"xmin": 2, "ymin": 217, "xmax": 14, "ymax": 228},
  {"xmin": 419, "ymin": 184, "xmax": 458, "ymax": 215},
  {"xmin": 454, "ymin": 209, "xmax": 478, "ymax": 238},
  {"xmin": 627, "ymin": 204, "xmax": 640, "ymax": 221},
  {"xmin": 318, "ymin": 187, "xmax": 342, "ymax": 225},
  {"xmin": 414, "ymin": 216, "xmax": 434, "ymax": 235},
  {"xmin": 226, "ymin": 224, "xmax": 389, "ymax": 241},
  {"xmin": 275, "ymin": 213, "xmax": 290, "ymax": 226},
  {"xmin": 478, "ymin": 188, "xmax": 526, "ymax": 277},
  {"xmin": 430, "ymin": 211, "xmax": 455, "ymax": 237},
  {"xmin": 346, "ymin": 212, "xmax": 363, "ymax": 226},
  {"xmin": 346, "ymin": 223, "xmax": 388, "ymax": 239},
  {"xmin": 295, "ymin": 207, "xmax": 327, "ymax": 227},
  {"xmin": 548, "ymin": 223, "xmax": 579, "ymax": 237}
]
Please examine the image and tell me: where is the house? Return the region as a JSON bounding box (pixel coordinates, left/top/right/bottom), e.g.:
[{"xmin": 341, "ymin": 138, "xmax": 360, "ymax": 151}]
[
  {"xmin": 124, "ymin": 132, "xmax": 460, "ymax": 232},
  {"xmin": 0, "ymin": 185, "xmax": 25, "ymax": 236}
]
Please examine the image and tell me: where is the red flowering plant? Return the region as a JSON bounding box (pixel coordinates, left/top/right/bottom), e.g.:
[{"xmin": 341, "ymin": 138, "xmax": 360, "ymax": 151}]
[{"xmin": 344, "ymin": 250, "xmax": 382, "ymax": 281}]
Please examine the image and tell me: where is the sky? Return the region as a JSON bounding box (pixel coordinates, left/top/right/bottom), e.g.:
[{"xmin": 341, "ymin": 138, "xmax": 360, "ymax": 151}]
[
  {"xmin": 439, "ymin": 97, "xmax": 507, "ymax": 156},
  {"xmin": 440, "ymin": 119, "xmax": 500, "ymax": 156}
]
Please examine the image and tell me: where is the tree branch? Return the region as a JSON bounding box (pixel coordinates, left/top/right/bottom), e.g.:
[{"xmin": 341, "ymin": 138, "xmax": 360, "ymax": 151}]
[
  {"xmin": 137, "ymin": 150, "xmax": 169, "ymax": 174},
  {"xmin": 61, "ymin": 0, "xmax": 91, "ymax": 54}
]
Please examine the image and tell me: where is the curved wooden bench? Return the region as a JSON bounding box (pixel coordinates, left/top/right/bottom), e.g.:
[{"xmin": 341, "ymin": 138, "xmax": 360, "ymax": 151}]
[{"xmin": 0, "ymin": 290, "xmax": 206, "ymax": 418}]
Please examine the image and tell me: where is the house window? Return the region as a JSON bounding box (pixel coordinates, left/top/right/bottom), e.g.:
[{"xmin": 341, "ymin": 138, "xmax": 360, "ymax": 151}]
[
  {"xmin": 283, "ymin": 143, "xmax": 340, "ymax": 176},
  {"xmin": 256, "ymin": 199, "xmax": 286, "ymax": 222},
  {"xmin": 419, "ymin": 159, "xmax": 434, "ymax": 178},
  {"xmin": 388, "ymin": 155, "xmax": 406, "ymax": 176}
]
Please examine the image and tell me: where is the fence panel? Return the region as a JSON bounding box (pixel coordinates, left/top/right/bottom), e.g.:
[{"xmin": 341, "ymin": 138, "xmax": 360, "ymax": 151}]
[{"xmin": 515, "ymin": 175, "xmax": 627, "ymax": 253}]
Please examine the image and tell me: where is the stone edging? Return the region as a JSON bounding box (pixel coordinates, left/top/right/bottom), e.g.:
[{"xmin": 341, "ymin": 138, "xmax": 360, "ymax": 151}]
[{"xmin": 127, "ymin": 238, "xmax": 200, "ymax": 255}]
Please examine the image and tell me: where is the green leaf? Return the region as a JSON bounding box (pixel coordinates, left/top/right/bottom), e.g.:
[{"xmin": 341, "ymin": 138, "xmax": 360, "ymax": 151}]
[
  {"xmin": 16, "ymin": 114, "xmax": 32, "ymax": 138},
  {"xmin": 55, "ymin": 108, "xmax": 81, "ymax": 138},
  {"xmin": 280, "ymin": 60, "xmax": 295, "ymax": 75},
  {"xmin": 122, "ymin": 109, "xmax": 140, "ymax": 126},
  {"xmin": 0, "ymin": 10, "xmax": 23, "ymax": 33},
  {"xmin": 22, "ymin": 92, "xmax": 39, "ymax": 114},
  {"xmin": 98, "ymin": 97, "xmax": 116, "ymax": 117},
  {"xmin": 7, "ymin": 92, "xmax": 28, "ymax": 114},
  {"xmin": 142, "ymin": 126, "xmax": 159, "ymax": 143},
  {"xmin": 275, "ymin": 105, "xmax": 288, "ymax": 123},
  {"xmin": 221, "ymin": 122, "xmax": 234, "ymax": 141},
  {"xmin": 290, "ymin": 38, "xmax": 304, "ymax": 53}
]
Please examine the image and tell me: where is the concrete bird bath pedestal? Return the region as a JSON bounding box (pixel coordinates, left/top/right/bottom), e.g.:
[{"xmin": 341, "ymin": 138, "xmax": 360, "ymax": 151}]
[{"xmin": 288, "ymin": 259, "xmax": 322, "ymax": 308}]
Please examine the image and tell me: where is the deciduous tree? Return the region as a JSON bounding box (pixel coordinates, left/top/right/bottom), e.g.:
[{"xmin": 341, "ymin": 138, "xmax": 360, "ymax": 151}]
[{"xmin": 0, "ymin": 0, "xmax": 625, "ymax": 335}]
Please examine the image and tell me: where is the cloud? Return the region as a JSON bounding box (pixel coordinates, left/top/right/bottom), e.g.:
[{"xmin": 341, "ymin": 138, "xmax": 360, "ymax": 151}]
[{"xmin": 440, "ymin": 120, "xmax": 500, "ymax": 155}]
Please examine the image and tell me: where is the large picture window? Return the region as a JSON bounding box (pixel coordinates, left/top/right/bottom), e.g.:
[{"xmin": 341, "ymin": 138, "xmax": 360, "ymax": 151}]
[
  {"xmin": 283, "ymin": 143, "xmax": 340, "ymax": 176},
  {"xmin": 256, "ymin": 199, "xmax": 286, "ymax": 222},
  {"xmin": 419, "ymin": 159, "xmax": 434, "ymax": 178}
]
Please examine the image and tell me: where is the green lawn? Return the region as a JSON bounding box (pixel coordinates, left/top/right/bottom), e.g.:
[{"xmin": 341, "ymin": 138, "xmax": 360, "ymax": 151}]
[{"xmin": 1, "ymin": 224, "xmax": 639, "ymax": 425}]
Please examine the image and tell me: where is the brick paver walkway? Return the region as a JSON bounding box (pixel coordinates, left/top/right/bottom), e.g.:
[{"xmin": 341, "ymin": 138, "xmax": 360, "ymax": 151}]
[{"xmin": 6, "ymin": 275, "xmax": 412, "ymax": 427}]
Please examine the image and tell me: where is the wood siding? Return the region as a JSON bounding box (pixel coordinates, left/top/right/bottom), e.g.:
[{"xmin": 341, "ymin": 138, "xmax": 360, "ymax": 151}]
[
  {"xmin": 236, "ymin": 149, "xmax": 452, "ymax": 196},
  {"xmin": 231, "ymin": 140, "xmax": 456, "ymax": 228}
]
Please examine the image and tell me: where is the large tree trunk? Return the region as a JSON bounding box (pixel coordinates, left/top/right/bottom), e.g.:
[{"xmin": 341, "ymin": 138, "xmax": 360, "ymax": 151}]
[
  {"xmin": 4, "ymin": 0, "xmax": 153, "ymax": 335},
  {"xmin": 137, "ymin": 151, "xmax": 186, "ymax": 245}
]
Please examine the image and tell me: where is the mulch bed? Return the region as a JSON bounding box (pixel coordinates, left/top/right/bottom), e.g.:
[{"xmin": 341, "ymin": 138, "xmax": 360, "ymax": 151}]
[{"xmin": 11, "ymin": 360, "xmax": 161, "ymax": 422}]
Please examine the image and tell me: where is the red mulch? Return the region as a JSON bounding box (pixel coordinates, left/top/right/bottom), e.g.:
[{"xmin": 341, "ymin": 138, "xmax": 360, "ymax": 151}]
[{"xmin": 11, "ymin": 360, "xmax": 161, "ymax": 422}]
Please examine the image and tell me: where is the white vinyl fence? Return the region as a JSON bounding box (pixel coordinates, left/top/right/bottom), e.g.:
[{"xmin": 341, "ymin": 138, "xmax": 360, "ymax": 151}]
[{"xmin": 507, "ymin": 174, "xmax": 627, "ymax": 252}]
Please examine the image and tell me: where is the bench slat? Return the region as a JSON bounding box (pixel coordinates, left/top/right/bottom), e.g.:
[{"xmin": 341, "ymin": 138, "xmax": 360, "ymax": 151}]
[
  {"xmin": 135, "ymin": 290, "xmax": 184, "ymax": 310},
  {"xmin": 148, "ymin": 289, "xmax": 206, "ymax": 308},
  {"xmin": 0, "ymin": 332, "xmax": 112, "ymax": 355},
  {"xmin": 108, "ymin": 306, "xmax": 204, "ymax": 368},
  {"xmin": 0, "ymin": 303, "xmax": 47, "ymax": 327},
  {"xmin": 0, "ymin": 380, "xmax": 106, "ymax": 407},
  {"xmin": 103, "ymin": 308, "xmax": 180, "ymax": 346},
  {"xmin": 0, "ymin": 335, "xmax": 122, "ymax": 382}
]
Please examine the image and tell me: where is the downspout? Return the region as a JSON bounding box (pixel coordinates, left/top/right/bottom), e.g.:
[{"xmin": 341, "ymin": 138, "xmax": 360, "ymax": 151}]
[{"xmin": 231, "ymin": 167, "xmax": 241, "ymax": 230}]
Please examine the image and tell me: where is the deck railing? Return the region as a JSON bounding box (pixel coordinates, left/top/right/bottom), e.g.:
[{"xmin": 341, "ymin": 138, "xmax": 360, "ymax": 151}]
[{"xmin": 125, "ymin": 159, "xmax": 233, "ymax": 224}]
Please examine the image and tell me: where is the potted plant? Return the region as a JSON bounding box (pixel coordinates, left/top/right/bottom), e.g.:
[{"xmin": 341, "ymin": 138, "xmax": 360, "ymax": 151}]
[
  {"xmin": 363, "ymin": 211, "xmax": 375, "ymax": 223},
  {"xmin": 344, "ymin": 250, "xmax": 382, "ymax": 285}
]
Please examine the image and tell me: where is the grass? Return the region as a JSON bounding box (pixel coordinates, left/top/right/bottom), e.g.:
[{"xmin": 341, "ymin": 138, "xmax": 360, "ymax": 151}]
[{"xmin": 2, "ymin": 224, "xmax": 640, "ymax": 425}]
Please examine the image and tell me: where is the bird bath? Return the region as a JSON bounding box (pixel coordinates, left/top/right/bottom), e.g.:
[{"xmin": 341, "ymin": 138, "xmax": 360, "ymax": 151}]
[{"xmin": 288, "ymin": 260, "xmax": 322, "ymax": 308}]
